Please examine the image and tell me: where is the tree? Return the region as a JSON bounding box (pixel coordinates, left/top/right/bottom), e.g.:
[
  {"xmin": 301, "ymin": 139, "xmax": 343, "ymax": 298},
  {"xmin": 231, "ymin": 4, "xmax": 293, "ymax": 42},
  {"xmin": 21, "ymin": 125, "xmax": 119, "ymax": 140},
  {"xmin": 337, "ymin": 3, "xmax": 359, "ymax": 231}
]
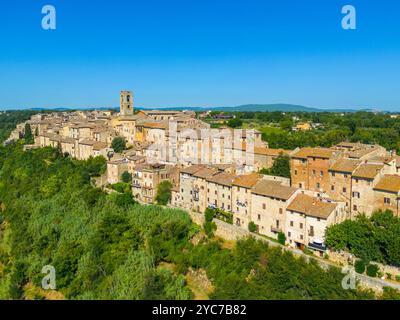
[
  {"xmin": 260, "ymin": 153, "xmax": 291, "ymax": 178},
  {"xmin": 121, "ymin": 171, "xmax": 132, "ymax": 184},
  {"xmin": 278, "ymin": 232, "xmax": 286, "ymax": 245},
  {"xmin": 248, "ymin": 222, "xmax": 257, "ymax": 233},
  {"xmin": 227, "ymin": 118, "xmax": 243, "ymax": 128},
  {"xmin": 111, "ymin": 137, "xmax": 126, "ymax": 153},
  {"xmin": 24, "ymin": 123, "xmax": 34, "ymax": 144},
  {"xmin": 155, "ymin": 180, "xmax": 172, "ymax": 205}
]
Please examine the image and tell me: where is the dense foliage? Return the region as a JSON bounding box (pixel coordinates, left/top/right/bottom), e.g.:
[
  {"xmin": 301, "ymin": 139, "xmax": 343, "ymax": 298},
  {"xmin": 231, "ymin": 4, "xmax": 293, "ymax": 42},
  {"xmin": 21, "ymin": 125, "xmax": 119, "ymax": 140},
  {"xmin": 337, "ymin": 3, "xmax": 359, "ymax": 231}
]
[
  {"xmin": 203, "ymin": 111, "xmax": 400, "ymax": 151},
  {"xmin": 325, "ymin": 210, "xmax": 400, "ymax": 266},
  {"xmin": 155, "ymin": 180, "xmax": 172, "ymax": 205},
  {"xmin": 260, "ymin": 154, "xmax": 291, "ymax": 178},
  {"xmin": 111, "ymin": 137, "xmax": 126, "ymax": 153},
  {"xmin": 0, "ymin": 110, "xmax": 40, "ymax": 144}
]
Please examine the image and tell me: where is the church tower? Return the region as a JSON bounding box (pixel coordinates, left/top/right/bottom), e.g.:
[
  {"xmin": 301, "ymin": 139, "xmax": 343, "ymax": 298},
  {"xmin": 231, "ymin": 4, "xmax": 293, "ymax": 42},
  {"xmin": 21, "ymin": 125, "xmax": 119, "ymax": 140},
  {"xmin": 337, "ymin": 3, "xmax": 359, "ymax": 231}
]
[{"xmin": 120, "ymin": 90, "xmax": 134, "ymax": 116}]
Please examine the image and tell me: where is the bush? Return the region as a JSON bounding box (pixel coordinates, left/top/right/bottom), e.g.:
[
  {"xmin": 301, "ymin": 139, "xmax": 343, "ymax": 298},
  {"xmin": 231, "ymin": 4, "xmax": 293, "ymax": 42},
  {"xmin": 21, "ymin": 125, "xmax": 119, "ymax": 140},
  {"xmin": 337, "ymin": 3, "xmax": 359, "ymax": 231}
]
[
  {"xmin": 155, "ymin": 181, "xmax": 172, "ymax": 205},
  {"xmin": 366, "ymin": 264, "xmax": 379, "ymax": 277},
  {"xmin": 248, "ymin": 222, "xmax": 257, "ymax": 233},
  {"xmin": 111, "ymin": 137, "xmax": 126, "ymax": 153},
  {"xmin": 354, "ymin": 259, "xmax": 367, "ymax": 274},
  {"xmin": 277, "ymin": 232, "xmax": 286, "ymax": 245},
  {"xmin": 121, "ymin": 171, "xmax": 132, "ymax": 184},
  {"xmin": 396, "ymin": 275, "xmax": 400, "ymax": 282}
]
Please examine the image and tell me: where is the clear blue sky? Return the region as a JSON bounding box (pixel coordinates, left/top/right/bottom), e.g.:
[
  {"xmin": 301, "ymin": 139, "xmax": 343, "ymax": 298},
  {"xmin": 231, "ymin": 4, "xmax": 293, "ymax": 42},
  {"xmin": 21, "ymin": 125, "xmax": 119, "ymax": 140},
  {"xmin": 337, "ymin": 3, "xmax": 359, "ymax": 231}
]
[{"xmin": 1, "ymin": 0, "xmax": 400, "ymax": 110}]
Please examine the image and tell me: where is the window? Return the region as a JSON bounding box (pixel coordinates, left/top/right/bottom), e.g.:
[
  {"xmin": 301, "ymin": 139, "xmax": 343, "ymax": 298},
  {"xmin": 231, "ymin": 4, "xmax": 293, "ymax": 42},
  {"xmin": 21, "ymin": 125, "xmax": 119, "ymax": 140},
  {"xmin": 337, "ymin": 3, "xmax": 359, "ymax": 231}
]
[
  {"xmin": 384, "ymin": 197, "xmax": 391, "ymax": 204},
  {"xmin": 299, "ymin": 183, "xmax": 303, "ymax": 188},
  {"xmin": 332, "ymin": 172, "xmax": 336, "ymax": 177},
  {"xmin": 331, "ymin": 185, "xmax": 335, "ymax": 191},
  {"xmin": 228, "ymin": 205, "xmax": 231, "ymax": 210},
  {"xmin": 263, "ymin": 204, "xmax": 266, "ymax": 210},
  {"xmin": 353, "ymin": 205, "xmax": 358, "ymax": 211},
  {"xmin": 320, "ymin": 171, "xmax": 323, "ymax": 177},
  {"xmin": 258, "ymin": 214, "xmax": 261, "ymax": 221},
  {"xmin": 290, "ymin": 221, "xmax": 294, "ymax": 227},
  {"xmin": 312, "ymin": 169, "xmax": 316, "ymax": 175},
  {"xmin": 344, "ymin": 174, "xmax": 348, "ymax": 178},
  {"xmin": 288, "ymin": 232, "xmax": 291, "ymax": 238},
  {"xmin": 300, "ymin": 223, "xmax": 303, "ymax": 229},
  {"xmin": 343, "ymin": 187, "xmax": 347, "ymax": 193},
  {"xmin": 300, "ymin": 235, "xmax": 304, "ymax": 240},
  {"xmin": 279, "ymin": 208, "xmax": 283, "ymax": 214},
  {"xmin": 294, "ymin": 170, "xmax": 298, "ymax": 175},
  {"xmin": 316, "ymin": 183, "xmax": 320, "ymax": 189},
  {"xmin": 215, "ymin": 191, "xmax": 217, "ymax": 195}
]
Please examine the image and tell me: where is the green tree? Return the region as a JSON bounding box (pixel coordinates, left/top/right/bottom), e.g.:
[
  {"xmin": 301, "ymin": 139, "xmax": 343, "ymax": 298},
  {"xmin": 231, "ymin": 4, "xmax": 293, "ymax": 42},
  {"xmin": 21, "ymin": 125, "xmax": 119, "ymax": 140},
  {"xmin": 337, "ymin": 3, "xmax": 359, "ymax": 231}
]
[
  {"xmin": 227, "ymin": 118, "xmax": 243, "ymax": 128},
  {"xmin": 121, "ymin": 171, "xmax": 132, "ymax": 184},
  {"xmin": 111, "ymin": 137, "xmax": 126, "ymax": 153},
  {"xmin": 248, "ymin": 221, "xmax": 257, "ymax": 233},
  {"xmin": 155, "ymin": 180, "xmax": 172, "ymax": 205},
  {"xmin": 278, "ymin": 232, "xmax": 286, "ymax": 245},
  {"xmin": 260, "ymin": 153, "xmax": 291, "ymax": 178},
  {"xmin": 24, "ymin": 123, "xmax": 34, "ymax": 144}
]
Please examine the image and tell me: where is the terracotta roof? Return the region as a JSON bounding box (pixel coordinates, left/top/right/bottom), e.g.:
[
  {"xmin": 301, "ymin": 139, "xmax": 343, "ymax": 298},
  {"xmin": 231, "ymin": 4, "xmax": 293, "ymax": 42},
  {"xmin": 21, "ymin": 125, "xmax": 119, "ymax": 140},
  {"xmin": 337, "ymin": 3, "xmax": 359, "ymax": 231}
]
[
  {"xmin": 233, "ymin": 173, "xmax": 262, "ymax": 188},
  {"xmin": 141, "ymin": 120, "xmax": 169, "ymax": 129},
  {"xmin": 287, "ymin": 194, "xmax": 338, "ymax": 219},
  {"xmin": 193, "ymin": 167, "xmax": 218, "ymax": 179},
  {"xmin": 180, "ymin": 165, "xmax": 205, "ymax": 175},
  {"xmin": 93, "ymin": 141, "xmax": 108, "ymax": 151},
  {"xmin": 374, "ymin": 175, "xmax": 400, "ymax": 193},
  {"xmin": 251, "ymin": 180, "xmax": 297, "ymax": 200},
  {"xmin": 206, "ymin": 172, "xmax": 236, "ymax": 187},
  {"xmin": 254, "ymin": 147, "xmax": 290, "ymax": 156},
  {"xmin": 60, "ymin": 137, "xmax": 76, "ymax": 144},
  {"xmin": 352, "ymin": 164, "xmax": 383, "ymax": 179},
  {"xmin": 329, "ymin": 158, "xmax": 360, "ymax": 173},
  {"xmin": 347, "ymin": 147, "xmax": 380, "ymax": 159},
  {"xmin": 291, "ymin": 147, "xmax": 334, "ymax": 159}
]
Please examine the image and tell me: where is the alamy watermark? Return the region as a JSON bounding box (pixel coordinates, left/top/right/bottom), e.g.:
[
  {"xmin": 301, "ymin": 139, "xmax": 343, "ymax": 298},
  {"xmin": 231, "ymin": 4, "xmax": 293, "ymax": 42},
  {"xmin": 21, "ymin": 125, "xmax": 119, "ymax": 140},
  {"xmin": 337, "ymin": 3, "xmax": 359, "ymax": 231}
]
[
  {"xmin": 342, "ymin": 5, "xmax": 356, "ymax": 30},
  {"xmin": 42, "ymin": 5, "xmax": 56, "ymax": 30},
  {"xmin": 41, "ymin": 265, "xmax": 56, "ymax": 290}
]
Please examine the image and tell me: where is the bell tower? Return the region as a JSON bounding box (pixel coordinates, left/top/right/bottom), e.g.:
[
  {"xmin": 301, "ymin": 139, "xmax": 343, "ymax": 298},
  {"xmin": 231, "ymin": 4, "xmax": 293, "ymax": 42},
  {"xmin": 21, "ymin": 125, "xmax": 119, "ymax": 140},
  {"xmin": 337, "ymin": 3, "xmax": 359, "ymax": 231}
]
[{"xmin": 120, "ymin": 90, "xmax": 134, "ymax": 116}]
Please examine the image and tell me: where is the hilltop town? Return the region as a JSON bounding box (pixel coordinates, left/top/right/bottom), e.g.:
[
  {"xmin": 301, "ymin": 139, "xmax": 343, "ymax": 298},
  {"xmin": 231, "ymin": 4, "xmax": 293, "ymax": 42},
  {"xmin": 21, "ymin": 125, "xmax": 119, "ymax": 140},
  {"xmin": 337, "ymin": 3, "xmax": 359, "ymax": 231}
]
[{"xmin": 8, "ymin": 91, "xmax": 400, "ymax": 257}]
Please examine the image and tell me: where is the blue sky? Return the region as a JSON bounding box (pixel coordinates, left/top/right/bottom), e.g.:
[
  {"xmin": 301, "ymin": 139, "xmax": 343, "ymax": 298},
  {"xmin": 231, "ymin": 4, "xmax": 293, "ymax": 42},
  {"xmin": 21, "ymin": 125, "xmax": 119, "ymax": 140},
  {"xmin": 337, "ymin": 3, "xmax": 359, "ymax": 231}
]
[{"xmin": 1, "ymin": 0, "xmax": 400, "ymax": 110}]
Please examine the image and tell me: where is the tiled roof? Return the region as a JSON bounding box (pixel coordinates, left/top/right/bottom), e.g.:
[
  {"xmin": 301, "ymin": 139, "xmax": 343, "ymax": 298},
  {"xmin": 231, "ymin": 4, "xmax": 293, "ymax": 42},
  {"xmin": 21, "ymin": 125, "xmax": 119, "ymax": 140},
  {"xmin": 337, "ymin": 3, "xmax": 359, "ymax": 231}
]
[
  {"xmin": 251, "ymin": 180, "xmax": 297, "ymax": 200},
  {"xmin": 352, "ymin": 164, "xmax": 383, "ymax": 179},
  {"xmin": 329, "ymin": 158, "xmax": 360, "ymax": 173},
  {"xmin": 193, "ymin": 167, "xmax": 218, "ymax": 179},
  {"xmin": 180, "ymin": 165, "xmax": 205, "ymax": 175},
  {"xmin": 347, "ymin": 147, "xmax": 380, "ymax": 159},
  {"xmin": 233, "ymin": 173, "xmax": 262, "ymax": 188},
  {"xmin": 206, "ymin": 172, "xmax": 236, "ymax": 187},
  {"xmin": 291, "ymin": 147, "xmax": 334, "ymax": 159},
  {"xmin": 254, "ymin": 147, "xmax": 290, "ymax": 156},
  {"xmin": 374, "ymin": 175, "xmax": 400, "ymax": 193},
  {"xmin": 287, "ymin": 194, "xmax": 338, "ymax": 219},
  {"xmin": 93, "ymin": 141, "xmax": 109, "ymax": 151}
]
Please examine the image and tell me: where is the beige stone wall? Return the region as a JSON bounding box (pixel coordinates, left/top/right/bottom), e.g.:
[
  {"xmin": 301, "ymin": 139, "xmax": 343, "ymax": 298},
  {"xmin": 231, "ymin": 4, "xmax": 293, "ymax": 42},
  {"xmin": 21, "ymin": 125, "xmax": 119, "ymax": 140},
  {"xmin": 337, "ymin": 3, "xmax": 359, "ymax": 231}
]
[
  {"xmin": 373, "ymin": 190, "xmax": 400, "ymax": 216},
  {"xmin": 351, "ymin": 176, "xmax": 380, "ymax": 217},
  {"xmin": 232, "ymin": 186, "xmax": 251, "ymax": 229}
]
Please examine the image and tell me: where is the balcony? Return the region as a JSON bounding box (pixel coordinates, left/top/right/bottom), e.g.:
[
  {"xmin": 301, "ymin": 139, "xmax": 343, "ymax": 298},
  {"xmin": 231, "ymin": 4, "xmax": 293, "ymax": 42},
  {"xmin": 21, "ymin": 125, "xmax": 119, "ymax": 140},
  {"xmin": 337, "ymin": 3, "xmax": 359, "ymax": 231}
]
[{"xmin": 270, "ymin": 226, "xmax": 282, "ymax": 233}]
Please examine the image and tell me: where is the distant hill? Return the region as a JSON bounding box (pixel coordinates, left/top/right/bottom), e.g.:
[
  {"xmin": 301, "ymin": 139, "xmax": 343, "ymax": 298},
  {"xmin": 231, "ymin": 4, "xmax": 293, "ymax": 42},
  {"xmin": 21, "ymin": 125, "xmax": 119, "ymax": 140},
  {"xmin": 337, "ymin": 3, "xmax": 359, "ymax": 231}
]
[
  {"xmin": 139, "ymin": 104, "xmax": 372, "ymax": 113},
  {"xmin": 2, "ymin": 104, "xmax": 378, "ymax": 113}
]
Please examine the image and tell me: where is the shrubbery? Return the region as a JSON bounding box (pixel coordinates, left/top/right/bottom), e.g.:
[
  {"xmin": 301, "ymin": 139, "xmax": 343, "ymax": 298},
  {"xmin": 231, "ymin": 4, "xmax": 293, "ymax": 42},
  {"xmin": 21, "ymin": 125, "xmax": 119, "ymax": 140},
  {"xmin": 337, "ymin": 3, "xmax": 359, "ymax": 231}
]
[{"xmin": 326, "ymin": 211, "xmax": 400, "ymax": 266}]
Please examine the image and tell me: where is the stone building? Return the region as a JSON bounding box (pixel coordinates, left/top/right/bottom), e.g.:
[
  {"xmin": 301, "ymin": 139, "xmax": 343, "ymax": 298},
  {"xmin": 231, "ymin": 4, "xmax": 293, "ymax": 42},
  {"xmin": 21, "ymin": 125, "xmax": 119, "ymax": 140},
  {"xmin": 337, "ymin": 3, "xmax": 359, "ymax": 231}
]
[
  {"xmin": 285, "ymin": 193, "xmax": 346, "ymax": 253},
  {"xmin": 232, "ymin": 173, "xmax": 262, "ymax": 229},
  {"xmin": 250, "ymin": 180, "xmax": 298, "ymax": 239}
]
